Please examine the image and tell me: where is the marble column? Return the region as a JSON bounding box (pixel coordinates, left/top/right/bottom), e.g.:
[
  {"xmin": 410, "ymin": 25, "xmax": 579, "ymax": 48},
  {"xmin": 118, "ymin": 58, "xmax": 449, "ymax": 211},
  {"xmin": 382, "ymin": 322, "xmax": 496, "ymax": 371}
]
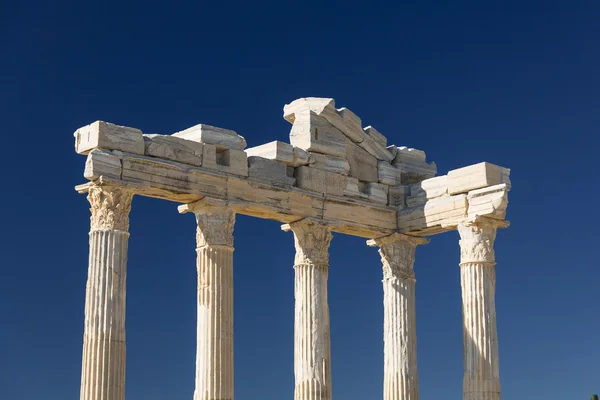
[
  {"xmin": 192, "ymin": 203, "xmax": 235, "ymax": 400},
  {"xmin": 282, "ymin": 220, "xmax": 333, "ymax": 400},
  {"xmin": 368, "ymin": 234, "xmax": 429, "ymax": 400},
  {"xmin": 458, "ymin": 218, "xmax": 507, "ymax": 400},
  {"xmin": 80, "ymin": 185, "xmax": 133, "ymax": 400}
]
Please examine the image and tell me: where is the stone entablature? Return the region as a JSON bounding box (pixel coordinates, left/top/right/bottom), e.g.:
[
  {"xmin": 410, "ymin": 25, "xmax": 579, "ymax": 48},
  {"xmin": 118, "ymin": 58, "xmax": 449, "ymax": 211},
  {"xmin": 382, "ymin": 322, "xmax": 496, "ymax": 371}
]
[
  {"xmin": 76, "ymin": 97, "xmax": 510, "ymax": 238},
  {"xmin": 74, "ymin": 97, "xmax": 511, "ymax": 400}
]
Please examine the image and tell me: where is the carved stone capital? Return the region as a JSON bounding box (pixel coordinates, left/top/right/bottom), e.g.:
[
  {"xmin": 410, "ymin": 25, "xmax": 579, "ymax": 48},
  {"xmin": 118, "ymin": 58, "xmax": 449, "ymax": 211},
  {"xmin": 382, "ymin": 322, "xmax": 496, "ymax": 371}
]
[
  {"xmin": 282, "ymin": 219, "xmax": 332, "ymax": 267},
  {"xmin": 87, "ymin": 185, "xmax": 133, "ymax": 231},
  {"xmin": 368, "ymin": 233, "xmax": 429, "ymax": 281},
  {"xmin": 194, "ymin": 205, "xmax": 235, "ymax": 248},
  {"xmin": 457, "ymin": 218, "xmax": 504, "ymax": 265}
]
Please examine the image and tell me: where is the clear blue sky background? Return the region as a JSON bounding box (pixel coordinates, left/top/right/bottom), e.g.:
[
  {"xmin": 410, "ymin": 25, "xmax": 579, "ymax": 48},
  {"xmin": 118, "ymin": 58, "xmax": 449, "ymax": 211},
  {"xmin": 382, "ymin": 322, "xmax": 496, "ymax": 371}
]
[{"xmin": 1, "ymin": 1, "xmax": 598, "ymax": 399}]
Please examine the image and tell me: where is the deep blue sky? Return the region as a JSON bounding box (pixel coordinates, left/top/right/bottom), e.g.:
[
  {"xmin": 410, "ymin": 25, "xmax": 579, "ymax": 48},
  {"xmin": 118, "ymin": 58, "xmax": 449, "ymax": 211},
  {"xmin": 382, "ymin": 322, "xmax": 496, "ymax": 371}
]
[{"xmin": 1, "ymin": 1, "xmax": 599, "ymax": 399}]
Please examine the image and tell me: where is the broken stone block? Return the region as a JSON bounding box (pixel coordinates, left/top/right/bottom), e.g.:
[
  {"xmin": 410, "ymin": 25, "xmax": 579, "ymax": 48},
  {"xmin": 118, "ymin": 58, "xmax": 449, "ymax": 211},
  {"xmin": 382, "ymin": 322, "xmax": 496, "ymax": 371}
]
[
  {"xmin": 388, "ymin": 185, "xmax": 408, "ymax": 208},
  {"xmin": 245, "ymin": 141, "xmax": 309, "ymax": 167},
  {"xmin": 84, "ymin": 149, "xmax": 122, "ymax": 180},
  {"xmin": 202, "ymin": 144, "xmax": 248, "ymax": 177},
  {"xmin": 344, "ymin": 177, "xmax": 368, "ymax": 199},
  {"xmin": 247, "ymin": 156, "xmax": 295, "ymax": 186},
  {"xmin": 75, "ymin": 121, "xmax": 145, "ymax": 155},
  {"xmin": 337, "ymin": 107, "xmax": 365, "ymax": 142},
  {"xmin": 360, "ymin": 181, "xmax": 388, "ymax": 204},
  {"xmin": 288, "ymin": 109, "xmax": 347, "ymax": 157},
  {"xmin": 467, "ymin": 183, "xmax": 509, "ymax": 219},
  {"xmin": 391, "ymin": 146, "xmax": 436, "ymax": 184},
  {"xmin": 358, "ymin": 130, "xmax": 394, "ymax": 162},
  {"xmin": 364, "ymin": 126, "xmax": 387, "ymax": 147},
  {"xmin": 172, "ymin": 124, "xmax": 247, "ymax": 151},
  {"xmin": 447, "ymin": 162, "xmax": 510, "ymax": 195},
  {"xmin": 308, "ymin": 152, "xmax": 350, "ymax": 175},
  {"xmin": 398, "ymin": 194, "xmax": 468, "ymax": 232},
  {"xmin": 294, "ymin": 166, "xmax": 347, "ymax": 196},
  {"xmin": 284, "ymin": 97, "xmax": 364, "ymax": 143},
  {"xmin": 378, "ymin": 161, "xmax": 402, "ymax": 186},
  {"xmin": 346, "ymin": 139, "xmax": 378, "ymax": 182},
  {"xmin": 420, "ymin": 175, "xmax": 448, "ymax": 198},
  {"xmin": 143, "ymin": 134, "xmax": 203, "ymax": 166}
]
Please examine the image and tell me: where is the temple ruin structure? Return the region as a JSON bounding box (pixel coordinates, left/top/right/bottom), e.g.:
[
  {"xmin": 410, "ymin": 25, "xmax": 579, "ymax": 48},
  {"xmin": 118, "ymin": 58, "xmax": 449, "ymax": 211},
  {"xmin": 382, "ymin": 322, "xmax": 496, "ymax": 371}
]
[{"xmin": 74, "ymin": 97, "xmax": 511, "ymax": 400}]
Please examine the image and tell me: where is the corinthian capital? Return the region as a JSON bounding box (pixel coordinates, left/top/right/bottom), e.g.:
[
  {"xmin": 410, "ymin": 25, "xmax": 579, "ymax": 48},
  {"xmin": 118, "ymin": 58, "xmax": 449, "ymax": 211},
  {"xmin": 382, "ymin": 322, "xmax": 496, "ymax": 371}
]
[
  {"xmin": 368, "ymin": 233, "xmax": 429, "ymax": 281},
  {"xmin": 457, "ymin": 217, "xmax": 508, "ymax": 265},
  {"xmin": 282, "ymin": 219, "xmax": 332, "ymax": 266},
  {"xmin": 87, "ymin": 185, "xmax": 133, "ymax": 231}
]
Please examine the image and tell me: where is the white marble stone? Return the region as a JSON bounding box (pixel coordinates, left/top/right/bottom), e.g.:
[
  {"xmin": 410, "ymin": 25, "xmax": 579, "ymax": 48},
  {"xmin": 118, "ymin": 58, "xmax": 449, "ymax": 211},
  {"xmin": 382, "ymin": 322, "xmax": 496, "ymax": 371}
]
[
  {"xmin": 248, "ymin": 156, "xmax": 296, "ymax": 186},
  {"xmin": 288, "ymin": 110, "xmax": 347, "ymax": 157},
  {"xmin": 345, "ymin": 138, "xmax": 379, "ymax": 182},
  {"xmin": 75, "ymin": 121, "xmax": 145, "ymax": 155},
  {"xmin": 367, "ymin": 234, "xmax": 429, "ymax": 400},
  {"xmin": 202, "ymin": 144, "xmax": 249, "ymax": 177},
  {"xmin": 378, "ymin": 160, "xmax": 402, "ymax": 186},
  {"xmin": 364, "ymin": 125, "xmax": 387, "ymax": 147},
  {"xmin": 245, "ymin": 141, "xmax": 309, "ymax": 167},
  {"xmin": 144, "ymin": 134, "xmax": 203, "ymax": 166},
  {"xmin": 75, "ymin": 98, "xmax": 513, "ymax": 400},
  {"xmin": 84, "ymin": 149, "xmax": 122, "ymax": 180},
  {"xmin": 467, "ymin": 184, "xmax": 509, "ymax": 220},
  {"xmin": 173, "ymin": 124, "xmax": 247, "ymax": 151},
  {"xmin": 80, "ymin": 186, "xmax": 133, "ymax": 400},
  {"xmin": 294, "ymin": 166, "xmax": 347, "ymax": 196},
  {"xmin": 458, "ymin": 218, "xmax": 505, "ymax": 400},
  {"xmin": 184, "ymin": 201, "xmax": 235, "ymax": 400},
  {"xmin": 282, "ymin": 220, "xmax": 333, "ymax": 400},
  {"xmin": 391, "ymin": 146, "xmax": 437, "ymax": 184},
  {"xmin": 448, "ymin": 162, "xmax": 510, "ymax": 195},
  {"xmin": 308, "ymin": 152, "xmax": 350, "ymax": 175}
]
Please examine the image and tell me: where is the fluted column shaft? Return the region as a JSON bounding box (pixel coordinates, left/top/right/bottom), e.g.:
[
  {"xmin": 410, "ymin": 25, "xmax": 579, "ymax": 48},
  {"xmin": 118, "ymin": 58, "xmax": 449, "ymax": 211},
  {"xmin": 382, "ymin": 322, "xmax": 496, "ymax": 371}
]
[
  {"xmin": 80, "ymin": 186, "xmax": 133, "ymax": 400},
  {"xmin": 283, "ymin": 220, "xmax": 333, "ymax": 400},
  {"xmin": 193, "ymin": 204, "xmax": 235, "ymax": 400},
  {"xmin": 368, "ymin": 234, "xmax": 429, "ymax": 400},
  {"xmin": 458, "ymin": 219, "xmax": 504, "ymax": 400}
]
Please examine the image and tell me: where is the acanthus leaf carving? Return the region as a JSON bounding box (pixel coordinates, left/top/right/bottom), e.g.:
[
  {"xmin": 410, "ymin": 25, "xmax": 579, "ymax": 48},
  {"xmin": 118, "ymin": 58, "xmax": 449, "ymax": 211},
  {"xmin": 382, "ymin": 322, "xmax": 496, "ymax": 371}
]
[
  {"xmin": 368, "ymin": 234, "xmax": 429, "ymax": 281},
  {"xmin": 195, "ymin": 206, "xmax": 236, "ymax": 247},
  {"xmin": 288, "ymin": 219, "xmax": 332, "ymax": 267},
  {"xmin": 87, "ymin": 186, "xmax": 133, "ymax": 231},
  {"xmin": 458, "ymin": 220, "xmax": 498, "ymax": 265}
]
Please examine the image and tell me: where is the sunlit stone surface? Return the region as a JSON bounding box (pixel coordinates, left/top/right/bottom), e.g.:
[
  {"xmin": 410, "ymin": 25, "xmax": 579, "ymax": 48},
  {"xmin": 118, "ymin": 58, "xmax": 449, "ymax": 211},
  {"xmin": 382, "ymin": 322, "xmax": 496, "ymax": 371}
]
[{"xmin": 74, "ymin": 97, "xmax": 511, "ymax": 400}]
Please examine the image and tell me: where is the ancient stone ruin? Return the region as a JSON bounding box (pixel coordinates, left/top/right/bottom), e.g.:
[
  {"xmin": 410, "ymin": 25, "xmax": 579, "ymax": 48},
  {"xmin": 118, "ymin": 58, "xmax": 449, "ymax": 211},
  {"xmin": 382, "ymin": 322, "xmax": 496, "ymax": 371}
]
[{"xmin": 74, "ymin": 97, "xmax": 510, "ymax": 400}]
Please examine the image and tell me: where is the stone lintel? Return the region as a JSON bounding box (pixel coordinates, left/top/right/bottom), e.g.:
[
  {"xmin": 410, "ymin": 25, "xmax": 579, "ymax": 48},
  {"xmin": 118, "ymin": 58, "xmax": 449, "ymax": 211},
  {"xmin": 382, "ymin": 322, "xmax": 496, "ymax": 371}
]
[{"xmin": 367, "ymin": 233, "xmax": 430, "ymax": 247}]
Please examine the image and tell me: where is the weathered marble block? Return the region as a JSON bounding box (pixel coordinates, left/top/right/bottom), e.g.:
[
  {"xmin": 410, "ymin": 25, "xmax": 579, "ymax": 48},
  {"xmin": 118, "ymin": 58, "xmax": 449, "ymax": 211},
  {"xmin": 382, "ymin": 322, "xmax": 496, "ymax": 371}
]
[
  {"xmin": 467, "ymin": 183, "xmax": 509, "ymax": 219},
  {"xmin": 284, "ymin": 97, "xmax": 364, "ymax": 142},
  {"xmin": 346, "ymin": 139, "xmax": 379, "ymax": 182},
  {"xmin": 408, "ymin": 175, "xmax": 448, "ymax": 206},
  {"xmin": 390, "ymin": 146, "xmax": 437, "ymax": 184},
  {"xmin": 84, "ymin": 149, "xmax": 122, "ymax": 180},
  {"xmin": 364, "ymin": 125, "xmax": 387, "ymax": 147},
  {"xmin": 294, "ymin": 166, "xmax": 347, "ymax": 196},
  {"xmin": 360, "ymin": 127, "xmax": 394, "ymax": 162},
  {"xmin": 361, "ymin": 181, "xmax": 389, "ymax": 204},
  {"xmin": 398, "ymin": 194, "xmax": 468, "ymax": 232},
  {"xmin": 378, "ymin": 161, "xmax": 402, "ymax": 186},
  {"xmin": 144, "ymin": 134, "xmax": 203, "ymax": 166},
  {"xmin": 308, "ymin": 152, "xmax": 350, "ymax": 175},
  {"xmin": 388, "ymin": 185, "xmax": 408, "ymax": 208},
  {"xmin": 172, "ymin": 124, "xmax": 247, "ymax": 151},
  {"xmin": 202, "ymin": 144, "xmax": 248, "ymax": 177},
  {"xmin": 245, "ymin": 141, "xmax": 309, "ymax": 167},
  {"xmin": 288, "ymin": 110, "xmax": 347, "ymax": 157},
  {"xmin": 75, "ymin": 121, "xmax": 145, "ymax": 155},
  {"xmin": 447, "ymin": 162, "xmax": 511, "ymax": 195},
  {"xmin": 248, "ymin": 156, "xmax": 296, "ymax": 186}
]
